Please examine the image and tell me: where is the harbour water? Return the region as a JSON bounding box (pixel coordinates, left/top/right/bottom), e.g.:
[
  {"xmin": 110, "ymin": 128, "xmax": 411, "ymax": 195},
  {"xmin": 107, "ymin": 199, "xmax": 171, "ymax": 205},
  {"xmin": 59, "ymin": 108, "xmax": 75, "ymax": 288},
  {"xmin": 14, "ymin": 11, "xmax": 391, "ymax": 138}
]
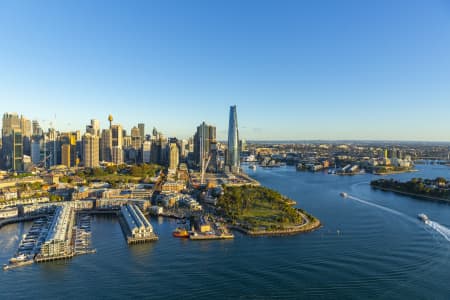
[{"xmin": 1, "ymin": 164, "xmax": 449, "ymax": 299}]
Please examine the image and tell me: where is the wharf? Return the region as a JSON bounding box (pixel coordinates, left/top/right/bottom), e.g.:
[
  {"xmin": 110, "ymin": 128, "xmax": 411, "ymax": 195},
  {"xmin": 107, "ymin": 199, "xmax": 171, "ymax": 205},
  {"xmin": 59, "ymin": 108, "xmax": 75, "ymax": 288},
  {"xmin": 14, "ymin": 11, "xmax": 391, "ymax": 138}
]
[
  {"xmin": 118, "ymin": 213, "xmax": 158, "ymax": 245},
  {"xmin": 35, "ymin": 253, "xmax": 75, "ymax": 263},
  {"xmin": 189, "ymin": 233, "xmax": 234, "ymax": 241},
  {"xmin": 0, "ymin": 215, "xmax": 47, "ymax": 229},
  {"xmin": 126, "ymin": 236, "xmax": 159, "ymax": 244}
]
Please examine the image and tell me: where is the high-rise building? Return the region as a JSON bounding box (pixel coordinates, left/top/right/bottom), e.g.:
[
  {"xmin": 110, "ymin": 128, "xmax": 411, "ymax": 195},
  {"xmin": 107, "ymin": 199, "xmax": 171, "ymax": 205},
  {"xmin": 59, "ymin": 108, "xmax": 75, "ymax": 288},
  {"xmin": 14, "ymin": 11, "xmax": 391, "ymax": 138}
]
[
  {"xmin": 180, "ymin": 139, "xmax": 188, "ymax": 160},
  {"xmin": 100, "ymin": 129, "xmax": 112, "ymax": 162},
  {"xmin": 31, "ymin": 137, "xmax": 45, "ymax": 165},
  {"xmin": 123, "ymin": 136, "xmax": 132, "ymax": 149},
  {"xmin": 131, "ymin": 126, "xmax": 141, "ymax": 150},
  {"xmin": 32, "ymin": 120, "xmax": 42, "ymax": 136},
  {"xmin": 111, "ymin": 124, "xmax": 123, "ymax": 148},
  {"xmin": 2, "ymin": 113, "xmax": 20, "ymax": 136},
  {"xmin": 227, "ymin": 105, "xmax": 240, "ymax": 173},
  {"xmin": 82, "ymin": 133, "xmax": 99, "ymax": 168},
  {"xmin": 86, "ymin": 119, "xmax": 100, "ymax": 136},
  {"xmin": 142, "ymin": 141, "xmax": 152, "ymax": 163},
  {"xmin": 169, "ymin": 140, "xmax": 179, "ymax": 172},
  {"xmin": 61, "ymin": 144, "xmax": 71, "ymax": 168},
  {"xmin": 60, "ymin": 132, "xmax": 78, "ymax": 167},
  {"xmin": 193, "ymin": 122, "xmax": 216, "ymax": 167},
  {"xmin": 20, "ymin": 116, "xmax": 32, "ymax": 137},
  {"xmin": 112, "ymin": 146, "xmax": 124, "ymax": 165},
  {"xmin": 138, "ymin": 123, "xmax": 145, "ymax": 141},
  {"xmin": 12, "ymin": 129, "xmax": 24, "ymax": 171},
  {"xmin": 2, "ymin": 113, "xmax": 21, "ymax": 170}
]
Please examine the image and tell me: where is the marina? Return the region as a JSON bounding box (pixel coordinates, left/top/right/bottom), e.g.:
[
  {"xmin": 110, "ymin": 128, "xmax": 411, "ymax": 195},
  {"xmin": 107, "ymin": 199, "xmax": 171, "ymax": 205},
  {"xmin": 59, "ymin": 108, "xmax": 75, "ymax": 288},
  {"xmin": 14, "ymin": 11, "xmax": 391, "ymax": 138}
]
[{"xmin": 3, "ymin": 205, "xmax": 97, "ymax": 270}]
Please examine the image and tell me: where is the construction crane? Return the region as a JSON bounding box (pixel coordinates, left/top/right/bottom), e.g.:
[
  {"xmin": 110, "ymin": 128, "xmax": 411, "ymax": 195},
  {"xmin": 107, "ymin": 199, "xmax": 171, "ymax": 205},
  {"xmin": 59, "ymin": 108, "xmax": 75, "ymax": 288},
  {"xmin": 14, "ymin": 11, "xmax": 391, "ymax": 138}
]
[{"xmin": 200, "ymin": 153, "xmax": 213, "ymax": 185}]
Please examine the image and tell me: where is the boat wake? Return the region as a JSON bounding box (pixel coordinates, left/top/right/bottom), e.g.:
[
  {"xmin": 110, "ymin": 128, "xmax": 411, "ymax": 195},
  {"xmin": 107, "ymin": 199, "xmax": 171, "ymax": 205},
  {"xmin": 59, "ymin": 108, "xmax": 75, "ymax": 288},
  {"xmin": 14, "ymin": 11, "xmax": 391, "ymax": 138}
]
[
  {"xmin": 346, "ymin": 194, "xmax": 450, "ymax": 242},
  {"xmin": 346, "ymin": 195, "xmax": 407, "ymax": 218},
  {"xmin": 426, "ymin": 221, "xmax": 450, "ymax": 242}
]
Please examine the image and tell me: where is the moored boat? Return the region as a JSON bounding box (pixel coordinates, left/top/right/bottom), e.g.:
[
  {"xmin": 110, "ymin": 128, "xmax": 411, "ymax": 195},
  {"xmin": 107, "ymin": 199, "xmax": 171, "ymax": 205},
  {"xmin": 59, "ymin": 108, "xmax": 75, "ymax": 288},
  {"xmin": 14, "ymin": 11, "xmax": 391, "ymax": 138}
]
[{"xmin": 172, "ymin": 227, "xmax": 190, "ymax": 238}]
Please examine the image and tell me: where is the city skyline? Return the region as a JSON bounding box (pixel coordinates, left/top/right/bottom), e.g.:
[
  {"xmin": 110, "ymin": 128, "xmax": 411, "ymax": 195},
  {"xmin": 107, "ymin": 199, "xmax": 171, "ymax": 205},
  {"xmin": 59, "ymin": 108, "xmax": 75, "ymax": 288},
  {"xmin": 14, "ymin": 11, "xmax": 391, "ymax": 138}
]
[{"xmin": 2, "ymin": 1, "xmax": 450, "ymax": 141}]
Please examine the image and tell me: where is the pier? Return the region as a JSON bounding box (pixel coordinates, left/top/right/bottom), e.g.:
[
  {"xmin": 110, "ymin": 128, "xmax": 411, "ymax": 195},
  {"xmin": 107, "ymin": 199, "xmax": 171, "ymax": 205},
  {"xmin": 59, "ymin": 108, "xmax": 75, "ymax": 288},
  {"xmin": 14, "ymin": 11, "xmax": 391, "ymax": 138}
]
[
  {"xmin": 189, "ymin": 233, "xmax": 234, "ymax": 241},
  {"xmin": 119, "ymin": 204, "xmax": 158, "ymax": 245}
]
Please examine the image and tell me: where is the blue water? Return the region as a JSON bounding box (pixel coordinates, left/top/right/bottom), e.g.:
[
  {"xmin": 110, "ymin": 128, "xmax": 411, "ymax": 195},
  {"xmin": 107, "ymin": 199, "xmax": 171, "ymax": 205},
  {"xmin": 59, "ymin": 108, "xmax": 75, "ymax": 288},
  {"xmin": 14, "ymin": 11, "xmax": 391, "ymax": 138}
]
[{"xmin": 1, "ymin": 164, "xmax": 449, "ymax": 299}]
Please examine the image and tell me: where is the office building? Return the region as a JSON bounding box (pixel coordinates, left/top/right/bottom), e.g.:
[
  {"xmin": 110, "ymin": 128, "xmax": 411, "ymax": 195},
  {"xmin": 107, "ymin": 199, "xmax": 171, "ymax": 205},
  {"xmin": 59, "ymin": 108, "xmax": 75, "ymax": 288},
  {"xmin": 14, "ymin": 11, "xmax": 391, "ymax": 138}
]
[
  {"xmin": 31, "ymin": 138, "xmax": 42, "ymax": 165},
  {"xmin": 131, "ymin": 126, "xmax": 141, "ymax": 150},
  {"xmin": 100, "ymin": 129, "xmax": 112, "ymax": 162},
  {"xmin": 20, "ymin": 116, "xmax": 32, "ymax": 137},
  {"xmin": 61, "ymin": 144, "xmax": 71, "ymax": 168},
  {"xmin": 32, "ymin": 120, "xmax": 43, "ymax": 136},
  {"xmin": 169, "ymin": 140, "xmax": 179, "ymax": 173},
  {"xmin": 12, "ymin": 129, "xmax": 24, "ymax": 171},
  {"xmin": 111, "ymin": 124, "xmax": 123, "ymax": 148},
  {"xmin": 138, "ymin": 123, "xmax": 145, "ymax": 141},
  {"xmin": 142, "ymin": 141, "xmax": 151, "ymax": 163},
  {"xmin": 193, "ymin": 122, "xmax": 216, "ymax": 167},
  {"xmin": 82, "ymin": 133, "xmax": 99, "ymax": 168},
  {"xmin": 112, "ymin": 146, "xmax": 124, "ymax": 165},
  {"xmin": 86, "ymin": 119, "xmax": 100, "ymax": 136},
  {"xmin": 227, "ymin": 105, "xmax": 240, "ymax": 173}
]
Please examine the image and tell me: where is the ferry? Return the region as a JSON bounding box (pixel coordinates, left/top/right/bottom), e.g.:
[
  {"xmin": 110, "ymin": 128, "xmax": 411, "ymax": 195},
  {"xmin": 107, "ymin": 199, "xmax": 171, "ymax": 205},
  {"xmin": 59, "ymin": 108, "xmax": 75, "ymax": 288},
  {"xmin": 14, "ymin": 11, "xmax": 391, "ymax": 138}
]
[
  {"xmin": 172, "ymin": 227, "xmax": 190, "ymax": 238},
  {"xmin": 340, "ymin": 192, "xmax": 348, "ymax": 198},
  {"xmin": 418, "ymin": 214, "xmax": 429, "ymax": 222}
]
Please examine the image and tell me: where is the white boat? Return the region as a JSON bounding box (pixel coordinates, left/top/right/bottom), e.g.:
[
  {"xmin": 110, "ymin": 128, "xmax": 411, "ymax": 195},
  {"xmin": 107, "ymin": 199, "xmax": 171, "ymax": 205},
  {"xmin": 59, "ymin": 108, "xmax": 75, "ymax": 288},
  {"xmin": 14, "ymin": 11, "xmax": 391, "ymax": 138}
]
[
  {"xmin": 9, "ymin": 254, "xmax": 28, "ymax": 264},
  {"xmin": 418, "ymin": 214, "xmax": 429, "ymax": 222},
  {"xmin": 340, "ymin": 192, "xmax": 348, "ymax": 198},
  {"xmin": 249, "ymin": 164, "xmax": 257, "ymax": 170}
]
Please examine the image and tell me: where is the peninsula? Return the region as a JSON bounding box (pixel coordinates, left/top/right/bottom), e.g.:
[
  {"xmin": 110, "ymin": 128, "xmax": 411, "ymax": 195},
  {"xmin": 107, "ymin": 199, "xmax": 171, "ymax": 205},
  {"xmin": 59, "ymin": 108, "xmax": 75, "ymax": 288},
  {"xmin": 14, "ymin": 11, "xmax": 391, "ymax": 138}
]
[{"xmin": 217, "ymin": 186, "xmax": 321, "ymax": 236}]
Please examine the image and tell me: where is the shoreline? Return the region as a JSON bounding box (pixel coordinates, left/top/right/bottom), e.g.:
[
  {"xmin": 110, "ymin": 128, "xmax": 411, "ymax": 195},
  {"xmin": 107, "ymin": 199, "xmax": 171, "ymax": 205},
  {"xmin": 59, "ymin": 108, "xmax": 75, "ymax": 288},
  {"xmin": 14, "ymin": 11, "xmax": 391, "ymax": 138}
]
[
  {"xmin": 228, "ymin": 213, "xmax": 322, "ymax": 237},
  {"xmin": 228, "ymin": 220, "xmax": 322, "ymax": 237},
  {"xmin": 371, "ymin": 185, "xmax": 450, "ymax": 203},
  {"xmin": 372, "ymin": 169, "xmax": 418, "ymax": 176}
]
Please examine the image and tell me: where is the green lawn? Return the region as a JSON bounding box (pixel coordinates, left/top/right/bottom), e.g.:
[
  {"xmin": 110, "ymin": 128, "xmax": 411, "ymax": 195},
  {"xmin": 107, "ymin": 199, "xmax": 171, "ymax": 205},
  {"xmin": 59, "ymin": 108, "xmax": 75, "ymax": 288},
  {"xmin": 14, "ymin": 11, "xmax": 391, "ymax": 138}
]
[{"xmin": 218, "ymin": 186, "xmax": 304, "ymax": 230}]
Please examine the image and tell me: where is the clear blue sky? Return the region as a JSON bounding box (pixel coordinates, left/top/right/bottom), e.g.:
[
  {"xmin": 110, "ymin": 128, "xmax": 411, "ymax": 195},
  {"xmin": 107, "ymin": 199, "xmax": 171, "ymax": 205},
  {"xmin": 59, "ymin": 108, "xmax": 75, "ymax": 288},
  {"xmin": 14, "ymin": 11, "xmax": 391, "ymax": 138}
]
[{"xmin": 1, "ymin": 0, "xmax": 450, "ymax": 141}]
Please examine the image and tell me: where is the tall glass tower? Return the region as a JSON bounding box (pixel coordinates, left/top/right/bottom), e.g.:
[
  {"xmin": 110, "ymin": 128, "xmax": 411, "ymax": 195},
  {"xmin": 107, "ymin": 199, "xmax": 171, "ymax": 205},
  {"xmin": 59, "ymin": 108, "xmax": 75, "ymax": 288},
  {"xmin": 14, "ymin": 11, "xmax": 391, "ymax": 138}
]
[{"xmin": 227, "ymin": 105, "xmax": 240, "ymax": 173}]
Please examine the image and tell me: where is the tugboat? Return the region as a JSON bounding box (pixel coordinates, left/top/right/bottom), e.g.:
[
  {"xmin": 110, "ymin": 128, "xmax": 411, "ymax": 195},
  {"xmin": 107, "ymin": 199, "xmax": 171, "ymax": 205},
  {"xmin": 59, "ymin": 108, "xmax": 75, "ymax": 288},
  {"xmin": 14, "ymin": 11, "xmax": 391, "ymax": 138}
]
[
  {"xmin": 340, "ymin": 192, "xmax": 348, "ymax": 198},
  {"xmin": 418, "ymin": 214, "xmax": 429, "ymax": 223},
  {"xmin": 172, "ymin": 227, "xmax": 190, "ymax": 238}
]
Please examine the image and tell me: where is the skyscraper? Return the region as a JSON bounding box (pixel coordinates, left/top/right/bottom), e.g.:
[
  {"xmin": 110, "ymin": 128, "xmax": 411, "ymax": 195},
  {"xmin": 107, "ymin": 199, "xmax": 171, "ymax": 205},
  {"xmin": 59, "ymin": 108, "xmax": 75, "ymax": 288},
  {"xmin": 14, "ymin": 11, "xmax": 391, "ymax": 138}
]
[
  {"xmin": 61, "ymin": 144, "xmax": 71, "ymax": 168},
  {"xmin": 112, "ymin": 146, "xmax": 124, "ymax": 165},
  {"xmin": 2, "ymin": 113, "xmax": 21, "ymax": 170},
  {"xmin": 169, "ymin": 141, "xmax": 179, "ymax": 173},
  {"xmin": 82, "ymin": 133, "xmax": 99, "ymax": 168},
  {"xmin": 227, "ymin": 105, "xmax": 240, "ymax": 173},
  {"xmin": 193, "ymin": 122, "xmax": 216, "ymax": 167},
  {"xmin": 138, "ymin": 123, "xmax": 145, "ymax": 141},
  {"xmin": 131, "ymin": 126, "xmax": 141, "ymax": 150},
  {"xmin": 100, "ymin": 129, "xmax": 113, "ymax": 162},
  {"xmin": 142, "ymin": 141, "xmax": 152, "ymax": 163},
  {"xmin": 111, "ymin": 124, "xmax": 123, "ymax": 148},
  {"xmin": 12, "ymin": 129, "xmax": 23, "ymax": 171},
  {"xmin": 86, "ymin": 119, "xmax": 100, "ymax": 136},
  {"xmin": 32, "ymin": 120, "xmax": 42, "ymax": 137}
]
